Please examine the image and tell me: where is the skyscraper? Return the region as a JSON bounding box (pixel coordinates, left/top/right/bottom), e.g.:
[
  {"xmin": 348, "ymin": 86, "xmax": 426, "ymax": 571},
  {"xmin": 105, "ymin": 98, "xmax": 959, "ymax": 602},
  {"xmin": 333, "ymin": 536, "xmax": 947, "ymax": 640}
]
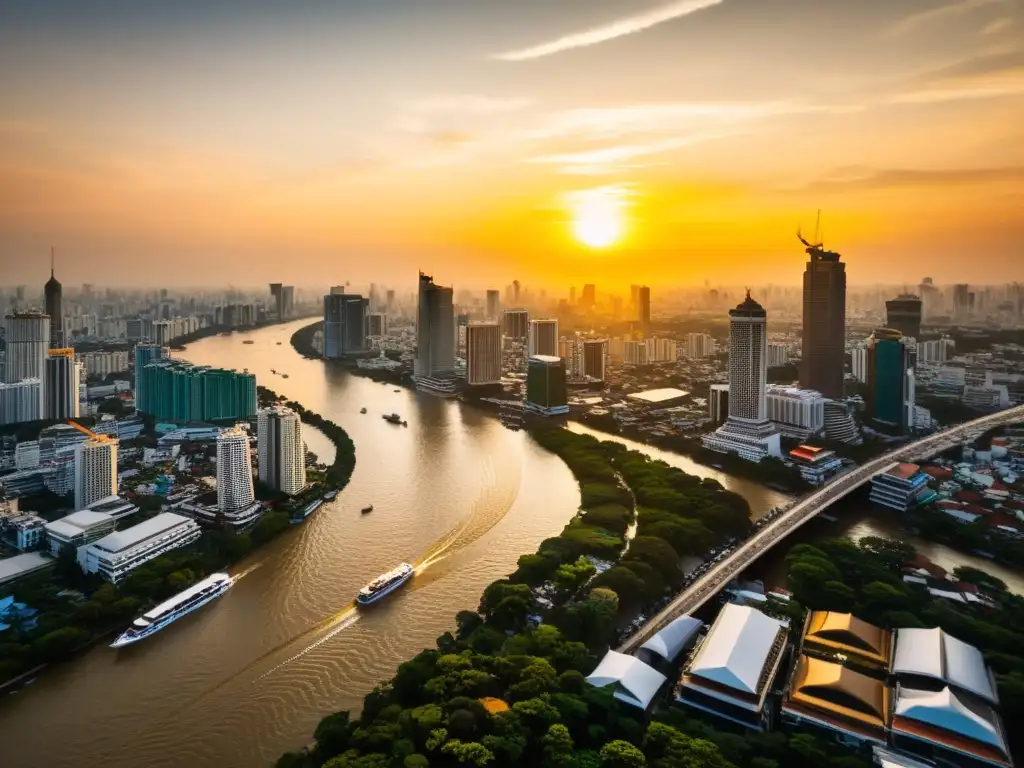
[
  {"xmin": 269, "ymin": 283, "xmax": 283, "ymax": 318},
  {"xmin": 465, "ymin": 323, "xmax": 502, "ymax": 386},
  {"xmin": 4, "ymin": 311, "xmax": 50, "ymax": 415},
  {"xmin": 953, "ymin": 284, "xmax": 970, "ymax": 319},
  {"xmin": 414, "ymin": 272, "xmax": 456, "ymax": 395},
  {"xmin": 44, "ymin": 349, "xmax": 80, "ymax": 420},
  {"xmin": 367, "ymin": 313, "xmax": 387, "ymax": 337},
  {"xmin": 528, "ymin": 319, "xmax": 558, "ymax": 357},
  {"xmin": 581, "ymin": 284, "xmax": 596, "ymax": 309},
  {"xmin": 75, "ymin": 435, "xmax": 118, "ymax": 510},
  {"xmin": 257, "ymin": 406, "xmax": 306, "ymax": 496},
  {"xmin": 323, "ymin": 293, "xmax": 369, "ymax": 358},
  {"xmin": 0, "ymin": 380, "xmax": 42, "ymax": 425},
  {"xmin": 583, "ymin": 339, "xmax": 607, "ymax": 382},
  {"xmin": 217, "ymin": 427, "xmax": 255, "ymax": 512},
  {"xmin": 44, "ymin": 250, "xmax": 63, "ymax": 348},
  {"xmin": 865, "ymin": 328, "xmax": 915, "ymax": 435},
  {"xmin": 133, "ymin": 343, "xmax": 169, "ymax": 396},
  {"xmin": 525, "ymin": 356, "xmax": 568, "ymax": 416},
  {"xmin": 885, "ymin": 295, "xmax": 923, "ymax": 339},
  {"xmin": 701, "ymin": 292, "xmax": 781, "ymax": 461},
  {"xmin": 485, "ymin": 290, "xmax": 500, "ymax": 321},
  {"xmin": 800, "ymin": 235, "xmax": 847, "ymax": 399},
  {"xmin": 502, "ymin": 309, "xmax": 529, "ymax": 340},
  {"xmin": 637, "ymin": 286, "xmax": 651, "ymax": 328}
]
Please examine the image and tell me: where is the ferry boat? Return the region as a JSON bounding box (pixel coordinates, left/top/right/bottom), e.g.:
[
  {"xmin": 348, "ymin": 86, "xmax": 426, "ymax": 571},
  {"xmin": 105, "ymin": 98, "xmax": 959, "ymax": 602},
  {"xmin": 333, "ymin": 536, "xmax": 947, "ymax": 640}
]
[
  {"xmin": 110, "ymin": 573, "xmax": 233, "ymax": 648},
  {"xmin": 361, "ymin": 504, "xmax": 373, "ymax": 514},
  {"xmin": 360, "ymin": 407, "xmax": 367, "ymax": 414},
  {"xmin": 356, "ymin": 563, "xmax": 413, "ymax": 605},
  {"xmin": 291, "ymin": 498, "xmax": 324, "ymax": 523},
  {"xmin": 382, "ymin": 413, "xmax": 403, "ymax": 424},
  {"xmin": 324, "ymin": 489, "xmax": 339, "ymax": 501},
  {"xmin": 242, "ymin": 340, "xmax": 254, "ymax": 345},
  {"xmin": 281, "ymin": 374, "xmax": 289, "ymax": 379}
]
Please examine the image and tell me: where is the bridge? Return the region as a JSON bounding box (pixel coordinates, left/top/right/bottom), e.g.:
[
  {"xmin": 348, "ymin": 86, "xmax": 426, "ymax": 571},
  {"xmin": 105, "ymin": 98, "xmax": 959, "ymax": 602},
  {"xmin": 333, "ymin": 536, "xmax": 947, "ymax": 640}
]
[{"xmin": 617, "ymin": 405, "xmax": 1024, "ymax": 654}]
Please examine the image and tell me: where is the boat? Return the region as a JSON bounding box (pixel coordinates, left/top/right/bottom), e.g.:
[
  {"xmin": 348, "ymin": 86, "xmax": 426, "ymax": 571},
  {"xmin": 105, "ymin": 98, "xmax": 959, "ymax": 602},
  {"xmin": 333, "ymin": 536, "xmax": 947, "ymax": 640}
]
[
  {"xmin": 361, "ymin": 504, "xmax": 373, "ymax": 514},
  {"xmin": 243, "ymin": 340, "xmax": 254, "ymax": 345},
  {"xmin": 360, "ymin": 407, "xmax": 367, "ymax": 414},
  {"xmin": 292, "ymin": 498, "xmax": 324, "ymax": 523},
  {"xmin": 276, "ymin": 342, "xmax": 282, "ymax": 345},
  {"xmin": 393, "ymin": 389, "xmax": 401, "ymax": 393},
  {"xmin": 324, "ymin": 489, "xmax": 339, "ymax": 501},
  {"xmin": 356, "ymin": 563, "xmax": 413, "ymax": 605},
  {"xmin": 281, "ymin": 374, "xmax": 289, "ymax": 379},
  {"xmin": 271, "ymin": 369, "xmax": 277, "ymax": 374},
  {"xmin": 110, "ymin": 573, "xmax": 233, "ymax": 648},
  {"xmin": 382, "ymin": 413, "xmax": 403, "ymax": 424}
]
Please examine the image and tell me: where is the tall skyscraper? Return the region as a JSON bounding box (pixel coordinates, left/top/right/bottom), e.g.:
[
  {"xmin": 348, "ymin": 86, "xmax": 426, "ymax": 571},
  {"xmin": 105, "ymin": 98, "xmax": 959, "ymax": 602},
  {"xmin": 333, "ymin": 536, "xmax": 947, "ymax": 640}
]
[
  {"xmin": 701, "ymin": 292, "xmax": 781, "ymax": 461},
  {"xmin": 525, "ymin": 356, "xmax": 568, "ymax": 416},
  {"xmin": 885, "ymin": 295, "xmax": 923, "ymax": 339},
  {"xmin": 217, "ymin": 427, "xmax": 255, "ymax": 512},
  {"xmin": 583, "ymin": 339, "xmax": 607, "ymax": 382},
  {"xmin": 44, "ymin": 349, "xmax": 80, "ymax": 420},
  {"xmin": 414, "ymin": 272, "xmax": 456, "ymax": 395},
  {"xmin": 4, "ymin": 311, "xmax": 50, "ymax": 415},
  {"xmin": 323, "ymin": 293, "xmax": 369, "ymax": 358},
  {"xmin": 581, "ymin": 284, "xmax": 596, "ymax": 309},
  {"xmin": 512, "ymin": 280, "xmax": 520, "ymax": 303},
  {"xmin": 865, "ymin": 328, "xmax": 915, "ymax": 435},
  {"xmin": 528, "ymin": 319, "xmax": 558, "ymax": 357},
  {"xmin": 485, "ymin": 290, "xmax": 500, "ymax": 321},
  {"xmin": 465, "ymin": 323, "xmax": 502, "ymax": 386},
  {"xmin": 0, "ymin": 380, "xmax": 42, "ymax": 425},
  {"xmin": 269, "ymin": 283, "xmax": 283, "ymax": 318},
  {"xmin": 502, "ymin": 309, "xmax": 529, "ymax": 340},
  {"xmin": 257, "ymin": 406, "xmax": 306, "ymax": 496},
  {"xmin": 953, "ymin": 284, "xmax": 970, "ymax": 319},
  {"xmin": 44, "ymin": 250, "xmax": 63, "ymax": 348},
  {"xmin": 637, "ymin": 286, "xmax": 651, "ymax": 328},
  {"xmin": 800, "ymin": 234, "xmax": 847, "ymax": 399},
  {"xmin": 75, "ymin": 435, "xmax": 118, "ymax": 510}
]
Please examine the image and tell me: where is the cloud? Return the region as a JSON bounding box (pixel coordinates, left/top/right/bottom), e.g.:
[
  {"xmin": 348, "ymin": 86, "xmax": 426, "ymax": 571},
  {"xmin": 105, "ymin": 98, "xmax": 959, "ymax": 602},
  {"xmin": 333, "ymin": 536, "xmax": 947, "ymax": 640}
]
[
  {"xmin": 803, "ymin": 165, "xmax": 1024, "ymax": 193},
  {"xmin": 980, "ymin": 17, "xmax": 1014, "ymax": 35},
  {"xmin": 892, "ymin": 66, "xmax": 1024, "ymax": 103},
  {"xmin": 493, "ymin": 0, "xmax": 723, "ymax": 62},
  {"xmin": 529, "ymin": 135, "xmax": 726, "ymax": 168},
  {"xmin": 885, "ymin": 0, "xmax": 1007, "ymax": 37},
  {"xmin": 405, "ymin": 95, "xmax": 531, "ymax": 114}
]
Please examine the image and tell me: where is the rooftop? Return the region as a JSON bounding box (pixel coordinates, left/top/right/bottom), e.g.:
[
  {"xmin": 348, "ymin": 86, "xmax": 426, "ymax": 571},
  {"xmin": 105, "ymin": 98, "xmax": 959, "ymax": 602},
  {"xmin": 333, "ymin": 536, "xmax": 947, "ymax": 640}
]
[
  {"xmin": 892, "ymin": 627, "xmax": 998, "ymax": 705},
  {"xmin": 786, "ymin": 655, "xmax": 890, "ymax": 731},
  {"xmin": 90, "ymin": 512, "xmax": 194, "ymax": 554},
  {"xmin": 687, "ymin": 603, "xmax": 788, "ymax": 697},
  {"xmin": 586, "ymin": 650, "xmax": 667, "ymax": 710},
  {"xmin": 892, "ymin": 686, "xmax": 1010, "ymax": 766},
  {"xmin": 0, "ymin": 553, "xmax": 54, "ymax": 584},
  {"xmin": 804, "ymin": 611, "xmax": 891, "ymax": 665},
  {"xmin": 529, "ymin": 355, "xmax": 562, "ymax": 364},
  {"xmin": 639, "ymin": 615, "xmax": 703, "ymax": 663},
  {"xmin": 627, "ymin": 388, "xmax": 690, "ymax": 404},
  {"xmin": 886, "ymin": 463, "xmax": 923, "ymax": 480}
]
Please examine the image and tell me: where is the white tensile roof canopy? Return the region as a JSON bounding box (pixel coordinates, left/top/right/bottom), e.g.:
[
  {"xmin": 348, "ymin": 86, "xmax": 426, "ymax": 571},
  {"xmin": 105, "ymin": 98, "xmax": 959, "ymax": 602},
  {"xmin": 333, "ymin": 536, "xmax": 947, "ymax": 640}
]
[
  {"xmin": 892, "ymin": 627, "xmax": 998, "ymax": 704},
  {"xmin": 639, "ymin": 615, "xmax": 704, "ymax": 663},
  {"xmin": 688, "ymin": 603, "xmax": 786, "ymax": 695},
  {"xmin": 893, "ymin": 686, "xmax": 1009, "ymax": 757},
  {"xmin": 586, "ymin": 650, "xmax": 667, "ymax": 710}
]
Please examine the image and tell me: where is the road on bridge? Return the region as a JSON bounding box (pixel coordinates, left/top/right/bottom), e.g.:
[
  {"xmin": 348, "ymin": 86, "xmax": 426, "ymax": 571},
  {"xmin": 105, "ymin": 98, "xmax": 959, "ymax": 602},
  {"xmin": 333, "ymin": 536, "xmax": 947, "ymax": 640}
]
[{"xmin": 617, "ymin": 404, "xmax": 1024, "ymax": 654}]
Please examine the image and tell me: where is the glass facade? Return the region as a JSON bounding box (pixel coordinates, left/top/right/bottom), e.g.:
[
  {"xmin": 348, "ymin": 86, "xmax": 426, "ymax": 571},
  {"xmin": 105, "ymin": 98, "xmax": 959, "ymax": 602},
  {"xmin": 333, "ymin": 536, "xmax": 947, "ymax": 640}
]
[{"xmin": 136, "ymin": 360, "xmax": 256, "ymax": 422}]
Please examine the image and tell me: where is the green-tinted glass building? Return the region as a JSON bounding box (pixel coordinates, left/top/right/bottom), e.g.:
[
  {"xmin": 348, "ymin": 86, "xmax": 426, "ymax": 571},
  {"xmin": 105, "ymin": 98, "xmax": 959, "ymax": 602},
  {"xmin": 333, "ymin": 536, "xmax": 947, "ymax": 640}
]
[
  {"xmin": 866, "ymin": 328, "xmax": 912, "ymax": 434},
  {"xmin": 136, "ymin": 360, "xmax": 257, "ymax": 422},
  {"xmin": 525, "ymin": 355, "xmax": 568, "ymax": 417}
]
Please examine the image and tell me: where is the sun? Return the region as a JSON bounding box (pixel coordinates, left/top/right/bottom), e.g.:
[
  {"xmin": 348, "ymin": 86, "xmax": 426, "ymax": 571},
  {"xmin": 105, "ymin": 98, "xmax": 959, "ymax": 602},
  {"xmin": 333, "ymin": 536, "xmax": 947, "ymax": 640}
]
[{"xmin": 569, "ymin": 187, "xmax": 626, "ymax": 248}]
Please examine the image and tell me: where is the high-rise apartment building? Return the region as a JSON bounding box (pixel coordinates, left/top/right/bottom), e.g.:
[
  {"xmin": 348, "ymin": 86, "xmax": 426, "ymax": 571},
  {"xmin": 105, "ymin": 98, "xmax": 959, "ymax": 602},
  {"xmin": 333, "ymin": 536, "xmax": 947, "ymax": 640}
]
[
  {"xmin": 485, "ymin": 290, "xmax": 500, "ymax": 321},
  {"xmin": 918, "ymin": 337, "xmax": 954, "ymax": 365},
  {"xmin": 624, "ymin": 340, "xmax": 649, "ymax": 366},
  {"xmin": 851, "ymin": 346, "xmax": 869, "ymax": 383},
  {"xmin": 645, "ymin": 337, "xmax": 677, "ymax": 363},
  {"xmin": 44, "ymin": 349, "xmax": 80, "ymax": 420},
  {"xmin": 528, "ymin": 319, "xmax": 558, "ymax": 357},
  {"xmin": 257, "ymin": 406, "xmax": 306, "ymax": 496},
  {"xmin": 765, "ymin": 386, "xmax": 826, "ymax": 440},
  {"xmin": 953, "ymin": 284, "xmax": 970, "ymax": 319},
  {"xmin": 885, "ymin": 295, "xmax": 923, "ymax": 340},
  {"xmin": 685, "ymin": 333, "xmax": 717, "ymax": 359},
  {"xmin": 217, "ymin": 427, "xmax": 255, "ymax": 512},
  {"xmin": 583, "ymin": 339, "xmax": 607, "ymax": 382},
  {"xmin": 702, "ymin": 292, "xmax": 781, "ymax": 461},
  {"xmin": 44, "ymin": 254, "xmax": 63, "ymax": 348},
  {"xmin": 866, "ymin": 328, "xmax": 914, "ymax": 434},
  {"xmin": 367, "ymin": 313, "xmax": 387, "ymax": 337},
  {"xmin": 767, "ymin": 344, "xmax": 789, "ymax": 368},
  {"xmin": 323, "ymin": 293, "xmax": 369, "ymax": 358},
  {"xmin": 414, "ymin": 273, "xmax": 456, "ymax": 395},
  {"xmin": 133, "ymin": 343, "xmax": 169, "ymax": 395},
  {"xmin": 4, "ymin": 311, "xmax": 50, "ymax": 415},
  {"xmin": 525, "ymin": 356, "xmax": 568, "ymax": 417},
  {"xmin": 465, "ymin": 323, "xmax": 502, "ymax": 386},
  {"xmin": 800, "ymin": 237, "xmax": 846, "ymax": 399},
  {"xmin": 502, "ymin": 309, "xmax": 529, "ymax": 340},
  {"xmin": 136, "ymin": 360, "xmax": 256, "ymax": 422},
  {"xmin": 637, "ymin": 286, "xmax": 651, "ymax": 328},
  {"xmin": 75, "ymin": 436, "xmax": 118, "ymax": 510},
  {"xmin": 709, "ymin": 384, "xmax": 730, "ymax": 425},
  {"xmin": 0, "ymin": 380, "xmax": 42, "ymax": 425}
]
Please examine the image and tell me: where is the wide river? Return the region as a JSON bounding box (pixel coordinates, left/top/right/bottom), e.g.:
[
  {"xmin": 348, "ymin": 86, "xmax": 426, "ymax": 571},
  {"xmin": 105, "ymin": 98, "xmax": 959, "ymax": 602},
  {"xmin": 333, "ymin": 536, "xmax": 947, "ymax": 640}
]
[{"xmin": 1, "ymin": 320, "xmax": 789, "ymax": 768}]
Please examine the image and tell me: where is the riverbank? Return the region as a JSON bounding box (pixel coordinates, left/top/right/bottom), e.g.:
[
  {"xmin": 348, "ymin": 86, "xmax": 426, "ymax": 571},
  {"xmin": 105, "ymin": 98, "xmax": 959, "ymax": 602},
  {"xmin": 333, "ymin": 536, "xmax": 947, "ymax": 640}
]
[
  {"xmin": 169, "ymin": 313, "xmax": 320, "ymax": 350},
  {"xmin": 0, "ymin": 394, "xmax": 357, "ymax": 692}
]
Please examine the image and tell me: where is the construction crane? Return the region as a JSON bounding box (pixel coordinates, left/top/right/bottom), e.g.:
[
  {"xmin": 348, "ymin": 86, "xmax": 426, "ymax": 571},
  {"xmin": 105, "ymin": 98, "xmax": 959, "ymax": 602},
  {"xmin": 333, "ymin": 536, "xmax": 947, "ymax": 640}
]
[
  {"xmin": 68, "ymin": 420, "xmax": 110, "ymax": 441},
  {"xmin": 797, "ymin": 209, "xmax": 824, "ymax": 250}
]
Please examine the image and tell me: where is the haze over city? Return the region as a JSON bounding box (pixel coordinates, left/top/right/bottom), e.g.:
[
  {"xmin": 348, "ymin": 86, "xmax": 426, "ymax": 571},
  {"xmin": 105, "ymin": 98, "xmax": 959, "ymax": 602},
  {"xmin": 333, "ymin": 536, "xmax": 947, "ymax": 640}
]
[{"xmin": 2, "ymin": 0, "xmax": 1022, "ymax": 287}]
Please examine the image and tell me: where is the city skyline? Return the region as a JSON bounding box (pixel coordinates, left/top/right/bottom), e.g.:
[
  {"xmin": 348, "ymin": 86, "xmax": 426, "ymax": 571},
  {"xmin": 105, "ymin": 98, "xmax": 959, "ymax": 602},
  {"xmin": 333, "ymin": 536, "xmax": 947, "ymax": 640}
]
[{"xmin": 1, "ymin": 0, "xmax": 1022, "ymax": 286}]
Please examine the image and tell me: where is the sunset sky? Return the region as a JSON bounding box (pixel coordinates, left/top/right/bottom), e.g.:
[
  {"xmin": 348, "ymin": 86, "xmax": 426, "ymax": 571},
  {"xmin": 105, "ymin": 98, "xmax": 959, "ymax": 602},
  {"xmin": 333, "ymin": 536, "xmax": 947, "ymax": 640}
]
[{"xmin": 1, "ymin": 0, "xmax": 1022, "ymax": 288}]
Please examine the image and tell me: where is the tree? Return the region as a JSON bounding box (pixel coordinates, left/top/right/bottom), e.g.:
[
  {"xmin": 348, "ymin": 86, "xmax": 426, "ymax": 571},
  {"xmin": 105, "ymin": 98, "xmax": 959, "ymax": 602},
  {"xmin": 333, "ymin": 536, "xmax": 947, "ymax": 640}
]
[
  {"xmin": 542, "ymin": 724, "xmax": 574, "ymax": 768},
  {"xmin": 441, "ymin": 739, "xmax": 494, "ymax": 767},
  {"xmin": 591, "ymin": 567, "xmax": 646, "ymax": 604},
  {"xmin": 554, "ymin": 557, "xmax": 597, "ymax": 592},
  {"xmin": 600, "ymin": 740, "xmax": 647, "ymax": 768},
  {"xmin": 313, "ymin": 711, "xmax": 353, "ymax": 759},
  {"xmin": 32, "ymin": 626, "xmax": 90, "ymax": 662}
]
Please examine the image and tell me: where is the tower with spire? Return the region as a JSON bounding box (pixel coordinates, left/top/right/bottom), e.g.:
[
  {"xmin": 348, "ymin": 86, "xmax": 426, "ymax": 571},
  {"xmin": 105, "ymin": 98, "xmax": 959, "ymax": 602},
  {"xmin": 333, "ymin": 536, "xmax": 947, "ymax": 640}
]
[{"xmin": 44, "ymin": 247, "xmax": 63, "ymax": 348}]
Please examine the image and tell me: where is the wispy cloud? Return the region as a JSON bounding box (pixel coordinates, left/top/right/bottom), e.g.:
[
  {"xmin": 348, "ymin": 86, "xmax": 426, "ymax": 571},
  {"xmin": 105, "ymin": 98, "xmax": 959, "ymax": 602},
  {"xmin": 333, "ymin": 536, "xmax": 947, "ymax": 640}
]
[
  {"xmin": 803, "ymin": 165, "xmax": 1024, "ymax": 193},
  {"xmin": 980, "ymin": 17, "xmax": 1014, "ymax": 35},
  {"xmin": 529, "ymin": 135, "xmax": 725, "ymax": 169},
  {"xmin": 885, "ymin": 0, "xmax": 1007, "ymax": 37},
  {"xmin": 404, "ymin": 95, "xmax": 531, "ymax": 114},
  {"xmin": 493, "ymin": 0, "xmax": 723, "ymax": 62},
  {"xmin": 892, "ymin": 66, "xmax": 1024, "ymax": 103}
]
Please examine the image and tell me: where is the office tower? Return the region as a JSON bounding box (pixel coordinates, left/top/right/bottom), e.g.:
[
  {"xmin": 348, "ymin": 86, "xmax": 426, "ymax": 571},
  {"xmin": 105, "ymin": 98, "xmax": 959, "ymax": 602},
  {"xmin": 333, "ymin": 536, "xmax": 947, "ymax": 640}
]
[
  {"xmin": 465, "ymin": 323, "xmax": 502, "ymax": 386},
  {"xmin": 44, "ymin": 349, "xmax": 80, "ymax": 420},
  {"xmin": 323, "ymin": 293, "xmax": 369, "ymax": 358},
  {"xmin": 581, "ymin": 284, "xmax": 596, "ymax": 309},
  {"xmin": 217, "ymin": 427, "xmax": 255, "ymax": 511},
  {"xmin": 701, "ymin": 292, "xmax": 781, "ymax": 461},
  {"xmin": 800, "ymin": 235, "xmax": 846, "ymax": 399},
  {"xmin": 75, "ymin": 435, "xmax": 118, "ymax": 510},
  {"xmin": 257, "ymin": 406, "xmax": 306, "ymax": 496},
  {"xmin": 414, "ymin": 272, "xmax": 456, "ymax": 394},
  {"xmin": 44, "ymin": 251, "xmax": 63, "ymax": 348},
  {"xmin": 528, "ymin": 319, "xmax": 558, "ymax": 357},
  {"xmin": 685, "ymin": 333, "xmax": 717, "ymax": 359},
  {"xmin": 952, "ymin": 284, "xmax": 970, "ymax": 319},
  {"xmin": 767, "ymin": 343, "xmax": 789, "ymax": 368},
  {"xmin": 630, "ymin": 284, "xmax": 640, "ymax": 310},
  {"xmin": 502, "ymin": 309, "xmax": 529, "ymax": 340},
  {"xmin": 851, "ymin": 346, "xmax": 868, "ymax": 383},
  {"xmin": 512, "ymin": 280, "xmax": 520, "ymax": 303},
  {"xmin": 485, "ymin": 290, "xmax": 500, "ymax": 321},
  {"xmin": 126, "ymin": 318, "xmax": 151, "ymax": 342},
  {"xmin": 0, "ymin": 380, "xmax": 42, "ymax": 425},
  {"xmin": 765, "ymin": 385, "xmax": 826, "ymax": 439},
  {"xmin": 385, "ymin": 289, "xmax": 395, "ymax": 312},
  {"xmin": 709, "ymin": 384, "xmax": 730, "ymax": 425},
  {"xmin": 282, "ymin": 286, "xmax": 295, "ymax": 318},
  {"xmin": 136, "ymin": 360, "xmax": 256, "ymax": 421},
  {"xmin": 269, "ymin": 283, "xmax": 283, "ymax": 318},
  {"xmin": 4, "ymin": 311, "xmax": 50, "ymax": 416},
  {"xmin": 866, "ymin": 328, "xmax": 914, "ymax": 434},
  {"xmin": 885, "ymin": 295, "xmax": 923, "ymax": 339},
  {"xmin": 583, "ymin": 339, "xmax": 607, "ymax": 382},
  {"xmin": 133, "ymin": 343, "xmax": 169, "ymax": 396},
  {"xmin": 367, "ymin": 313, "xmax": 387, "ymax": 337},
  {"xmin": 637, "ymin": 286, "xmax": 651, "ymax": 328},
  {"xmin": 525, "ymin": 356, "xmax": 568, "ymax": 416}
]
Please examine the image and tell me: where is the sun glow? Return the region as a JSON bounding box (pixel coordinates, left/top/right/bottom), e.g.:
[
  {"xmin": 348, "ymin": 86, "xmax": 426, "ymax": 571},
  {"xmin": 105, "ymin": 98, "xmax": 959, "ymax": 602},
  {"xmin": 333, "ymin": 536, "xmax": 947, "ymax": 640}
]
[{"xmin": 568, "ymin": 186, "xmax": 627, "ymax": 248}]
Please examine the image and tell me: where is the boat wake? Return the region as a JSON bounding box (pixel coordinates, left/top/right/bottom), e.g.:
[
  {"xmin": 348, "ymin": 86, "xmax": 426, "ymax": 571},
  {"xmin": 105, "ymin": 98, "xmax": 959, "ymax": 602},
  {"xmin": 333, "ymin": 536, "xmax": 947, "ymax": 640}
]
[
  {"xmin": 253, "ymin": 605, "xmax": 360, "ymax": 682},
  {"xmin": 230, "ymin": 561, "xmax": 264, "ymax": 583}
]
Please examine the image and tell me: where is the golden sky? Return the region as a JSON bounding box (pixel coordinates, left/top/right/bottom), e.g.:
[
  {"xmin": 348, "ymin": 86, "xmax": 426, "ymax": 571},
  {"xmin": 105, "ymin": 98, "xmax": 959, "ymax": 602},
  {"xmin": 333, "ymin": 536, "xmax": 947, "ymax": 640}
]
[{"xmin": 1, "ymin": 0, "xmax": 1022, "ymax": 288}]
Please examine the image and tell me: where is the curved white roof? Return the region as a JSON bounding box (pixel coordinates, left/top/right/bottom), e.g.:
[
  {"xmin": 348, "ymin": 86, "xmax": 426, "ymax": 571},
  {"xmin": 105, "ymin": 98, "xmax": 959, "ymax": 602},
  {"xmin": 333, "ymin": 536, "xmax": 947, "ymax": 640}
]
[
  {"xmin": 640, "ymin": 615, "xmax": 703, "ymax": 662},
  {"xmin": 894, "ymin": 687, "xmax": 1008, "ymax": 756},
  {"xmin": 688, "ymin": 603, "xmax": 786, "ymax": 695},
  {"xmin": 893, "ymin": 628, "xmax": 997, "ymax": 704},
  {"xmin": 586, "ymin": 650, "xmax": 667, "ymax": 710}
]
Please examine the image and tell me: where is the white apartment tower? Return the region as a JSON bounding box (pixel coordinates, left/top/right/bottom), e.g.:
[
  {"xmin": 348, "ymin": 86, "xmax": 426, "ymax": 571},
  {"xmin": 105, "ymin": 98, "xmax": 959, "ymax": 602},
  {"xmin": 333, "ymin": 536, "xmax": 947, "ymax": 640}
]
[
  {"xmin": 4, "ymin": 312, "xmax": 50, "ymax": 414},
  {"xmin": 465, "ymin": 323, "xmax": 502, "ymax": 386},
  {"xmin": 257, "ymin": 406, "xmax": 306, "ymax": 496},
  {"xmin": 528, "ymin": 319, "xmax": 559, "ymax": 358},
  {"xmin": 74, "ymin": 436, "xmax": 118, "ymax": 511},
  {"xmin": 217, "ymin": 426, "xmax": 255, "ymax": 511},
  {"xmin": 685, "ymin": 333, "xmax": 717, "ymax": 359}
]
